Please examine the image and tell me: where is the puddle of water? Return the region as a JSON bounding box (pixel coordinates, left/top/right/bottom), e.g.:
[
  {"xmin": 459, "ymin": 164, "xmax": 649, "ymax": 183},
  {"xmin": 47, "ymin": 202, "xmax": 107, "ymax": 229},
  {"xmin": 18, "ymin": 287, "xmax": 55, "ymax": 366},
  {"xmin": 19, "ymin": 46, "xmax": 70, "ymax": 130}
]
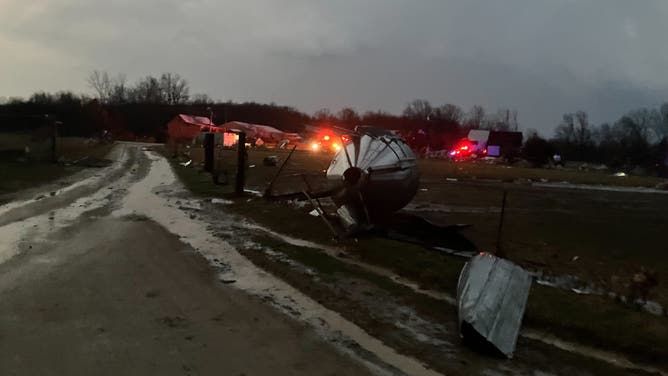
[{"xmin": 112, "ymin": 151, "xmax": 444, "ymax": 376}]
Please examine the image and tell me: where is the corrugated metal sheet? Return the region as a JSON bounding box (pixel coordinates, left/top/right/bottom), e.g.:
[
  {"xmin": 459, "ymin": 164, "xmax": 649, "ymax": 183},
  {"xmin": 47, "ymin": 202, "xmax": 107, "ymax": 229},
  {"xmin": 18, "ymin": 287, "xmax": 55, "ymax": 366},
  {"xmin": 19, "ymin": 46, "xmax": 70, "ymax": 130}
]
[{"xmin": 457, "ymin": 253, "xmax": 532, "ymax": 358}]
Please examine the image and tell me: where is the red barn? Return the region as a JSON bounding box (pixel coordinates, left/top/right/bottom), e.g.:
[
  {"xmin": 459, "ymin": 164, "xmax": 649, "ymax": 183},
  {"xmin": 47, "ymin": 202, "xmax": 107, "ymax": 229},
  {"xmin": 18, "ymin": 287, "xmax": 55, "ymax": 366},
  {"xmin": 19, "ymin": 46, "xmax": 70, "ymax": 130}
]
[{"xmin": 167, "ymin": 114, "xmax": 215, "ymax": 141}]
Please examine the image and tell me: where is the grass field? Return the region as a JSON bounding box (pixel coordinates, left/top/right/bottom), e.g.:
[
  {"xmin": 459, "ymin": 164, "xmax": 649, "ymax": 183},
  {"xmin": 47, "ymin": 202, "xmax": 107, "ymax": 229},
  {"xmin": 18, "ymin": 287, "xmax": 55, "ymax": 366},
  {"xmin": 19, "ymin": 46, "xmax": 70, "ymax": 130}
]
[
  {"xmin": 0, "ymin": 133, "xmax": 113, "ymax": 197},
  {"xmin": 420, "ymin": 158, "xmax": 666, "ymax": 187},
  {"xmin": 165, "ymin": 146, "xmax": 668, "ymax": 366}
]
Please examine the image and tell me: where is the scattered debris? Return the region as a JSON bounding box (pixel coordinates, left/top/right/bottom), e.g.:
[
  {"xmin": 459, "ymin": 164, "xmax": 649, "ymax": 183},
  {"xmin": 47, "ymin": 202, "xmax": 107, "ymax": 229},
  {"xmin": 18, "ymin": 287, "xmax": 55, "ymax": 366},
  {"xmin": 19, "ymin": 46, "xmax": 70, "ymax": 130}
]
[
  {"xmin": 446, "ymin": 178, "xmax": 458, "ymax": 182},
  {"xmin": 379, "ymin": 213, "xmax": 477, "ymax": 254},
  {"xmin": 457, "ymin": 253, "xmax": 532, "ymax": 358},
  {"xmin": 309, "ymin": 209, "xmax": 321, "ymax": 217},
  {"xmin": 180, "ymin": 160, "xmax": 192, "ymax": 167},
  {"xmin": 287, "ymin": 199, "xmax": 307, "ymax": 209},
  {"xmin": 613, "ymin": 172, "xmax": 627, "ymax": 177},
  {"xmin": 211, "ymin": 198, "xmax": 233, "ymax": 205},
  {"xmin": 243, "ymin": 189, "xmax": 263, "ymax": 197},
  {"xmin": 263, "ymin": 155, "xmax": 280, "ymax": 166}
]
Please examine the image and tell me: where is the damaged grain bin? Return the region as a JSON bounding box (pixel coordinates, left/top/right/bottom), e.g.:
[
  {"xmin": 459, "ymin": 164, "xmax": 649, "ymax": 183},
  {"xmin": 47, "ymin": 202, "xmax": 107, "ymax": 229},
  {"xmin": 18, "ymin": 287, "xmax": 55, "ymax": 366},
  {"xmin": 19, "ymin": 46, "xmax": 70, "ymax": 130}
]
[
  {"xmin": 457, "ymin": 253, "xmax": 532, "ymax": 358},
  {"xmin": 326, "ymin": 126, "xmax": 419, "ymax": 232}
]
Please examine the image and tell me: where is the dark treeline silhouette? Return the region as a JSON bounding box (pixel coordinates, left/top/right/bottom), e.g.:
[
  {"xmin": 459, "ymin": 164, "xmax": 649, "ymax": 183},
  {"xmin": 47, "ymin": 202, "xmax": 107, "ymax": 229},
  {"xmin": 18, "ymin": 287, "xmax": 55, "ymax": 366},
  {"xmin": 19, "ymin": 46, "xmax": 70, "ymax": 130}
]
[
  {"xmin": 1, "ymin": 71, "xmax": 667, "ymax": 174},
  {"xmin": 523, "ymin": 106, "xmax": 668, "ymax": 174}
]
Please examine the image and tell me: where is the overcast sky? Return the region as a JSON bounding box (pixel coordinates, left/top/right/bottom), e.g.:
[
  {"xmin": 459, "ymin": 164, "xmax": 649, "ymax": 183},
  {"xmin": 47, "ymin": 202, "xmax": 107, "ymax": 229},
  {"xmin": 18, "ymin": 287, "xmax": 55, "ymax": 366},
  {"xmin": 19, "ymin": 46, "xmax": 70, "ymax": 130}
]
[{"xmin": 1, "ymin": 0, "xmax": 667, "ymax": 133}]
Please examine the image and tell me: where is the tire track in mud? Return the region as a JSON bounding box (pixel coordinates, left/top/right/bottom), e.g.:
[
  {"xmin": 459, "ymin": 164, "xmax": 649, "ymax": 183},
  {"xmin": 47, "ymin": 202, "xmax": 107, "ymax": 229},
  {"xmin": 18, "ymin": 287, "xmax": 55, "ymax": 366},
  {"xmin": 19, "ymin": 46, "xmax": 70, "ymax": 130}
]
[
  {"xmin": 0, "ymin": 145, "xmax": 136, "ymax": 227},
  {"xmin": 0, "ymin": 144, "xmax": 146, "ymax": 266}
]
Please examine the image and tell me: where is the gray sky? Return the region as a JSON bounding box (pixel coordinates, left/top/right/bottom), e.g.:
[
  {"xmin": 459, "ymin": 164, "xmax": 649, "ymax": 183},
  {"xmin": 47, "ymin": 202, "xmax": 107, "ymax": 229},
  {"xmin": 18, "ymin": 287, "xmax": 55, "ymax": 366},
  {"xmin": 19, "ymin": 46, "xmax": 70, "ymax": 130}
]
[{"xmin": 2, "ymin": 0, "xmax": 668, "ymax": 133}]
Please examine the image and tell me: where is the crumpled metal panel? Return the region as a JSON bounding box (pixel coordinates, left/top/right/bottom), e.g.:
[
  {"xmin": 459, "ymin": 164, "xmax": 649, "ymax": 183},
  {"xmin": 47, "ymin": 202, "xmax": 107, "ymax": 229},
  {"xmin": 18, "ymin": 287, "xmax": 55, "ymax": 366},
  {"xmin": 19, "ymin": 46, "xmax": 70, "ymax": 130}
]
[{"xmin": 457, "ymin": 253, "xmax": 532, "ymax": 358}]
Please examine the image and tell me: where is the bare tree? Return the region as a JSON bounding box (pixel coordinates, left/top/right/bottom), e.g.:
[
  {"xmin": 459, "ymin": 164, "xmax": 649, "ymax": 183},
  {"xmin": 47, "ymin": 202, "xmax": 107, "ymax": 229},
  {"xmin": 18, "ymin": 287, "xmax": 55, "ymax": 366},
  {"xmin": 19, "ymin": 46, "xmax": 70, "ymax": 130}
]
[
  {"xmin": 108, "ymin": 74, "xmax": 128, "ymax": 104},
  {"xmin": 87, "ymin": 70, "xmax": 113, "ymax": 103},
  {"xmin": 434, "ymin": 104, "xmax": 463, "ymax": 124},
  {"xmin": 509, "ymin": 109, "xmax": 519, "ymax": 131},
  {"xmin": 190, "ymin": 93, "xmax": 213, "ymax": 105},
  {"xmin": 653, "ymin": 103, "xmax": 668, "ymax": 139},
  {"xmin": 617, "ymin": 108, "xmax": 660, "ymax": 143},
  {"xmin": 403, "ymin": 99, "xmax": 433, "ymax": 120},
  {"xmin": 160, "ymin": 73, "xmax": 189, "ymax": 104},
  {"xmin": 465, "ymin": 105, "xmax": 486, "ymax": 129},
  {"xmin": 313, "ymin": 108, "xmax": 336, "ymax": 123},
  {"xmin": 555, "ymin": 113, "xmax": 575, "ymax": 143},
  {"xmin": 337, "ymin": 107, "xmax": 360, "ymax": 127},
  {"xmin": 574, "ymin": 110, "xmax": 592, "ymax": 145},
  {"xmin": 130, "ymin": 75, "xmax": 163, "ymax": 103}
]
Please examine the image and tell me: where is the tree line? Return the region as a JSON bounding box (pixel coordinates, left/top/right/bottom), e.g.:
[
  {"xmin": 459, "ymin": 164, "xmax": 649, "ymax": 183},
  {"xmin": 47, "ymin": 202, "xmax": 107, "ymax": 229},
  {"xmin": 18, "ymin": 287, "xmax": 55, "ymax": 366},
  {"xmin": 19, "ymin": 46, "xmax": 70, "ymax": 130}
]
[
  {"xmin": 1, "ymin": 71, "xmax": 666, "ymax": 174},
  {"xmin": 524, "ymin": 106, "xmax": 668, "ymax": 172}
]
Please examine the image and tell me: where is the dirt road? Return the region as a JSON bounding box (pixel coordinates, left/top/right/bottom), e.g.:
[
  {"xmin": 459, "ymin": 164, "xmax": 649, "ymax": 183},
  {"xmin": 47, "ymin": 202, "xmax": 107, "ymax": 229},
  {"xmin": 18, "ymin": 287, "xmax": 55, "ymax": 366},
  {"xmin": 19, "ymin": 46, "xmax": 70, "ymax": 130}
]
[{"xmin": 0, "ymin": 143, "xmax": 401, "ymax": 376}]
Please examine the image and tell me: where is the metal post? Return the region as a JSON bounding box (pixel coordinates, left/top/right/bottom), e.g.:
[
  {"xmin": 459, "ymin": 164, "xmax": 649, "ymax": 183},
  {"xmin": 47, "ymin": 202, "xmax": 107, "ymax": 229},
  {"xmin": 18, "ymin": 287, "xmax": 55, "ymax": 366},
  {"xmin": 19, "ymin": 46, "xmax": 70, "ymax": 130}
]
[
  {"xmin": 203, "ymin": 132, "xmax": 214, "ymax": 172},
  {"xmin": 51, "ymin": 120, "xmax": 61, "ymax": 163},
  {"xmin": 495, "ymin": 190, "xmax": 508, "ymax": 256},
  {"xmin": 235, "ymin": 132, "xmax": 247, "ymax": 195}
]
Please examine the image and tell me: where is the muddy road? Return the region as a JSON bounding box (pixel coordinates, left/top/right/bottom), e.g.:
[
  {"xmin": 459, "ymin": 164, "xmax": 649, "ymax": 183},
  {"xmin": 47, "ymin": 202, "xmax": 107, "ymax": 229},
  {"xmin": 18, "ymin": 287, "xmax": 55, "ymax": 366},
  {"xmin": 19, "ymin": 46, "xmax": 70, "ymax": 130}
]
[{"xmin": 0, "ymin": 143, "xmax": 387, "ymax": 376}]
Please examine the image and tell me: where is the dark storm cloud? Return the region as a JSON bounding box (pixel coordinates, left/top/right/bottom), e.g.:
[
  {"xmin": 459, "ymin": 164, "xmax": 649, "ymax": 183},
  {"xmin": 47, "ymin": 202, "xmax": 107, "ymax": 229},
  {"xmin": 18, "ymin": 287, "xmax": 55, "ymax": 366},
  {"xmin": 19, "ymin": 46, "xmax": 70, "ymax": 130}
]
[{"xmin": 1, "ymin": 0, "xmax": 667, "ymax": 132}]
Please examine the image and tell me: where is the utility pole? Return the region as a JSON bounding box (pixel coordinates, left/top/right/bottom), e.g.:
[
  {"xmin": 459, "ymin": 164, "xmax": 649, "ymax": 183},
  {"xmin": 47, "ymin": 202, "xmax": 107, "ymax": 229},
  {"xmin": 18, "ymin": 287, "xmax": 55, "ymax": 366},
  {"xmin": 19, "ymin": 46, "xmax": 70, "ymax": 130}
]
[{"xmin": 235, "ymin": 132, "xmax": 247, "ymax": 195}]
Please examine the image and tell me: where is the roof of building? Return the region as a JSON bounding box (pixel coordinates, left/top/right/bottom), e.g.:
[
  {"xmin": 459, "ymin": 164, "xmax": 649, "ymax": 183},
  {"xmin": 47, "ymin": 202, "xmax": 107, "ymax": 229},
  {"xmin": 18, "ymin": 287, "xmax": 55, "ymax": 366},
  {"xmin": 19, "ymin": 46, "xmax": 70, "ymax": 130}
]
[{"xmin": 177, "ymin": 114, "xmax": 213, "ymax": 126}]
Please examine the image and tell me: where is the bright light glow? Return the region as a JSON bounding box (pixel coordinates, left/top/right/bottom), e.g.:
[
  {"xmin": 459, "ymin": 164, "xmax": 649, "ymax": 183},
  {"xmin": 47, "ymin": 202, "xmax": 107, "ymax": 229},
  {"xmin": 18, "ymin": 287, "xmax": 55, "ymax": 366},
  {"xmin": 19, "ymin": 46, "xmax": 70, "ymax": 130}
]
[
  {"xmin": 323, "ymin": 135, "xmax": 330, "ymax": 141},
  {"xmin": 341, "ymin": 135, "xmax": 351, "ymax": 143},
  {"xmin": 333, "ymin": 143, "xmax": 341, "ymax": 151},
  {"xmin": 311, "ymin": 142, "xmax": 320, "ymax": 151}
]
